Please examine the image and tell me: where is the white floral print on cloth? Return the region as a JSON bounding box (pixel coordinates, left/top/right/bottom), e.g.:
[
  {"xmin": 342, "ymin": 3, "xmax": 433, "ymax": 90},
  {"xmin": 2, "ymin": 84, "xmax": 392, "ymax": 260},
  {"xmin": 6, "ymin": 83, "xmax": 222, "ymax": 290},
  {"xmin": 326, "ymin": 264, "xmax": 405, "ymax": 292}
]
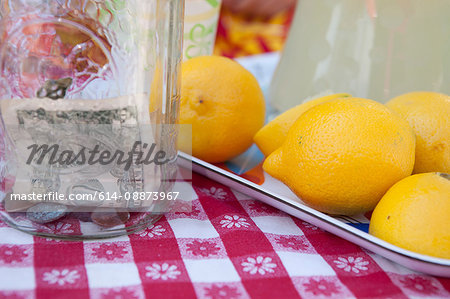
[
  {"xmin": 401, "ymin": 276, "xmax": 440, "ymax": 295},
  {"xmin": 138, "ymin": 224, "xmax": 166, "ymax": 238},
  {"xmin": 0, "ymin": 245, "xmax": 28, "ymax": 264},
  {"xmin": 242, "ymin": 256, "xmax": 277, "ymax": 275},
  {"xmin": 92, "ymin": 243, "xmax": 128, "ymax": 261},
  {"xmin": 172, "ymin": 201, "xmax": 201, "ymax": 217},
  {"xmin": 200, "ymin": 186, "xmax": 228, "ymax": 200},
  {"xmin": 204, "ymin": 284, "xmax": 241, "ymax": 299},
  {"xmin": 42, "ymin": 269, "xmax": 80, "ymax": 286},
  {"xmin": 145, "ymin": 263, "xmax": 181, "ymax": 280},
  {"xmin": 220, "ymin": 215, "xmax": 250, "ymax": 229},
  {"xmin": 101, "ymin": 287, "xmax": 141, "ymax": 299},
  {"xmin": 303, "ymin": 278, "xmax": 341, "ymax": 297},
  {"xmin": 186, "ymin": 240, "xmax": 221, "ymax": 257},
  {"xmin": 39, "ymin": 222, "xmax": 74, "ymax": 234},
  {"xmin": 276, "ymin": 236, "xmax": 309, "ymax": 251},
  {"xmin": 334, "ymin": 256, "xmax": 369, "ymax": 274},
  {"xmin": 248, "ymin": 201, "xmax": 279, "ymax": 215}
]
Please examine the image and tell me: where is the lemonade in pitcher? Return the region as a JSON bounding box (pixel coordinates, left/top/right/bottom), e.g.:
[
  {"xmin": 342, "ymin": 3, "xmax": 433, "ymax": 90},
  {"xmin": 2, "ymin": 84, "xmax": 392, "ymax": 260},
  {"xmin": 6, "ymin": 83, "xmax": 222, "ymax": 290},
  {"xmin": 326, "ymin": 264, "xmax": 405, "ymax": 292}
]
[{"xmin": 270, "ymin": 0, "xmax": 450, "ymax": 112}]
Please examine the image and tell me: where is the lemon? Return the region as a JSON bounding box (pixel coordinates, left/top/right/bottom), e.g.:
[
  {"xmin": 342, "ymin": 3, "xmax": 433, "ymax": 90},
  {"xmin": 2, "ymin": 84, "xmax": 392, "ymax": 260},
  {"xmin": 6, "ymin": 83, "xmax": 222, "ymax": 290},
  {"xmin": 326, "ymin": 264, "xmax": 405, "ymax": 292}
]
[
  {"xmin": 254, "ymin": 93, "xmax": 351, "ymax": 157},
  {"xmin": 369, "ymin": 173, "xmax": 450, "ymax": 259},
  {"xmin": 263, "ymin": 98, "xmax": 415, "ymax": 215},
  {"xmin": 178, "ymin": 56, "xmax": 265, "ymax": 163},
  {"xmin": 386, "ymin": 91, "xmax": 450, "ymax": 174}
]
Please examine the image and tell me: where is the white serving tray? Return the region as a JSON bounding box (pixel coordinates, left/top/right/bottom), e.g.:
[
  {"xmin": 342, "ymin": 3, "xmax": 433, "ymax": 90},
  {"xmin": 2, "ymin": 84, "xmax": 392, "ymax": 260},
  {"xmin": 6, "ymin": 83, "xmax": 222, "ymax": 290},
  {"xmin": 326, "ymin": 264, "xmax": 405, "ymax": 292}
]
[{"xmin": 176, "ymin": 52, "xmax": 449, "ymax": 277}]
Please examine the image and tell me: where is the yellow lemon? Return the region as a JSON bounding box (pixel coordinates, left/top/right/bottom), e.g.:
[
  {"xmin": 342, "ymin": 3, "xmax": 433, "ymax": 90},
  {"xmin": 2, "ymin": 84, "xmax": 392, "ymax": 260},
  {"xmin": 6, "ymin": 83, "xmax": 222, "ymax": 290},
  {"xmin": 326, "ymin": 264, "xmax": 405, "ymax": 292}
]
[
  {"xmin": 263, "ymin": 98, "xmax": 415, "ymax": 215},
  {"xmin": 178, "ymin": 56, "xmax": 265, "ymax": 163},
  {"xmin": 369, "ymin": 173, "xmax": 450, "ymax": 259},
  {"xmin": 254, "ymin": 93, "xmax": 351, "ymax": 157},
  {"xmin": 386, "ymin": 91, "xmax": 450, "ymax": 174}
]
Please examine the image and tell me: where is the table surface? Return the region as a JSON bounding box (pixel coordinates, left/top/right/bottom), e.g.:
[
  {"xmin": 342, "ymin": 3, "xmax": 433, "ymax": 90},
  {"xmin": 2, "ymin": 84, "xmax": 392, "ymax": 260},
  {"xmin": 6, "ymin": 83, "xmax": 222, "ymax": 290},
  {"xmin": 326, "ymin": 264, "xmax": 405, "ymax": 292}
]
[{"xmin": 0, "ymin": 173, "xmax": 449, "ymax": 298}]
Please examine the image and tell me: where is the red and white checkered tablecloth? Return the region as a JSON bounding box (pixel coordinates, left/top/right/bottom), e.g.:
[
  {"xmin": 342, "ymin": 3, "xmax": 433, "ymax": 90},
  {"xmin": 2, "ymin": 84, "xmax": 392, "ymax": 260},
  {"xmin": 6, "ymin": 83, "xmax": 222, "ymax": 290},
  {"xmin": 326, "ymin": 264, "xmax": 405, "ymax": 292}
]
[{"xmin": 0, "ymin": 172, "xmax": 449, "ymax": 298}]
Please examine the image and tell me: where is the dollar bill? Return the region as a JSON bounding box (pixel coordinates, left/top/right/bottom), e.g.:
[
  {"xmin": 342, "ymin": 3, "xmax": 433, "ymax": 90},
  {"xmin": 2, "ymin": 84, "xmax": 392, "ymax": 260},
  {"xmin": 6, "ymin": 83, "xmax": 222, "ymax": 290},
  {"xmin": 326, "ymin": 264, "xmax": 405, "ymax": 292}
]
[{"xmin": 1, "ymin": 94, "xmax": 163, "ymax": 212}]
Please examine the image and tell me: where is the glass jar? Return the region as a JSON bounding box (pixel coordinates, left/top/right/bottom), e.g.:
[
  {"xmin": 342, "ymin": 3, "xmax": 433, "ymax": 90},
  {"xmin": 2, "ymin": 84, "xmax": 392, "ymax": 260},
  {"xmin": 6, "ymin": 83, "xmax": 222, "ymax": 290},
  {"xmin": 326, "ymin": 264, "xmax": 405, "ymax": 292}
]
[
  {"xmin": 269, "ymin": 0, "xmax": 450, "ymax": 112},
  {"xmin": 0, "ymin": 0, "xmax": 184, "ymax": 239}
]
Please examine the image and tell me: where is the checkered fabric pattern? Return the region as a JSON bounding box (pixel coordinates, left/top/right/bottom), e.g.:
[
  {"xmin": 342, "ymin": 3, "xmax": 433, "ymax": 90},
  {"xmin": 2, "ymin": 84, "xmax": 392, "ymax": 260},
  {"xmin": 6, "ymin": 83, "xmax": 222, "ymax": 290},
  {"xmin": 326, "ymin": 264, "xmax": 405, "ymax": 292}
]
[{"xmin": 0, "ymin": 172, "xmax": 449, "ymax": 298}]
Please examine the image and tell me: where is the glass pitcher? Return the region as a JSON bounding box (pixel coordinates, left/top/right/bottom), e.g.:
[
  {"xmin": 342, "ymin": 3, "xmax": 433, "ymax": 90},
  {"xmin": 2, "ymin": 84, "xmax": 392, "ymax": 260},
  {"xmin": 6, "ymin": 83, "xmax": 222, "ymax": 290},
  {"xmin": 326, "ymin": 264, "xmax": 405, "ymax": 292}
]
[
  {"xmin": 0, "ymin": 0, "xmax": 185, "ymax": 239},
  {"xmin": 269, "ymin": 0, "xmax": 450, "ymax": 112},
  {"xmin": 184, "ymin": 0, "xmax": 222, "ymax": 60}
]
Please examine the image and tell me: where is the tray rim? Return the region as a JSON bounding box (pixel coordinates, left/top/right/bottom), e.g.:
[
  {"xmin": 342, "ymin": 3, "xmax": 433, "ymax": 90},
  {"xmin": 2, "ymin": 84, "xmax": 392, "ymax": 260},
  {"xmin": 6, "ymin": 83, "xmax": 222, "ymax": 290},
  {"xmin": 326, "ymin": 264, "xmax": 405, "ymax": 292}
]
[{"xmin": 178, "ymin": 151, "xmax": 450, "ymax": 278}]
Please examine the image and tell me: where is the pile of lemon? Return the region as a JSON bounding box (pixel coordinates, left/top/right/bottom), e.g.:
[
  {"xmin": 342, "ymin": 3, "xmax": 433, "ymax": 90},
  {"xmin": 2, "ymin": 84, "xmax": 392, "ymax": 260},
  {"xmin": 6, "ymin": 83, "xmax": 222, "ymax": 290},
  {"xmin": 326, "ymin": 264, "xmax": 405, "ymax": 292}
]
[{"xmin": 178, "ymin": 56, "xmax": 449, "ymax": 259}]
